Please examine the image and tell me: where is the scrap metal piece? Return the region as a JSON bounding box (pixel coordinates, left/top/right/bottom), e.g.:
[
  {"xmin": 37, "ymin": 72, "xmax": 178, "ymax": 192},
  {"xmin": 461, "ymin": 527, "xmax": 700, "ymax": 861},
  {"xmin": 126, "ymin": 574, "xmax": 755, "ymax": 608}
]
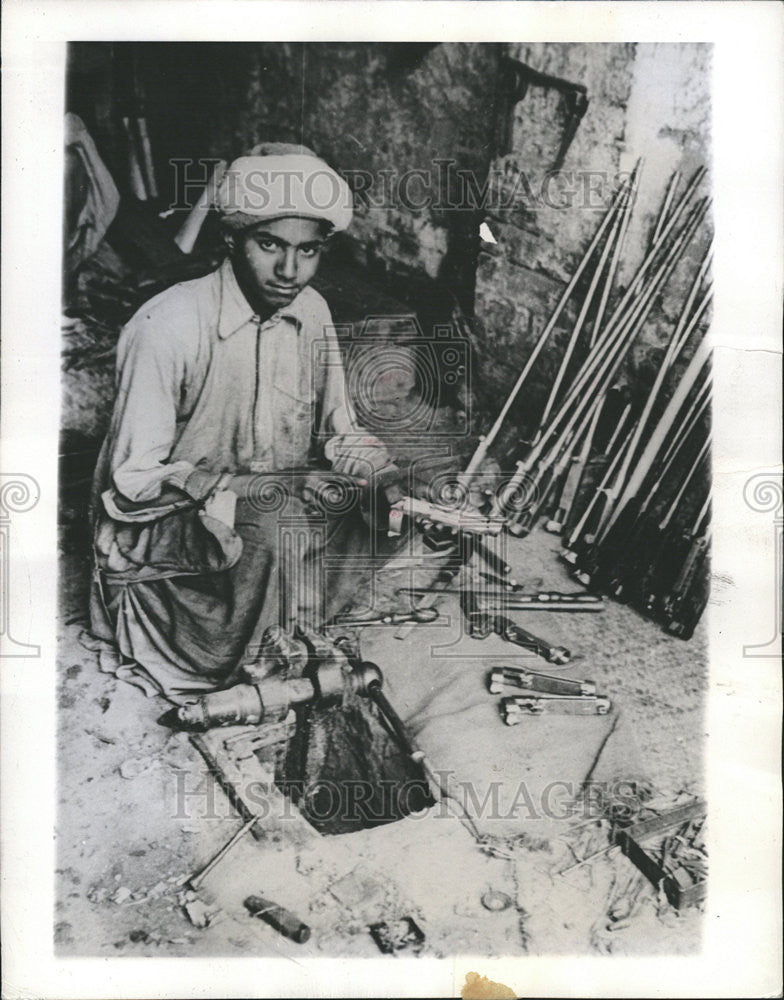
[
  {"xmin": 244, "ymin": 894, "xmax": 311, "ymax": 943},
  {"xmin": 613, "ymin": 799, "xmax": 707, "ymax": 909},
  {"xmin": 481, "ymin": 889, "xmax": 514, "ymax": 912},
  {"xmin": 368, "ymin": 916, "xmax": 425, "ymax": 955}
]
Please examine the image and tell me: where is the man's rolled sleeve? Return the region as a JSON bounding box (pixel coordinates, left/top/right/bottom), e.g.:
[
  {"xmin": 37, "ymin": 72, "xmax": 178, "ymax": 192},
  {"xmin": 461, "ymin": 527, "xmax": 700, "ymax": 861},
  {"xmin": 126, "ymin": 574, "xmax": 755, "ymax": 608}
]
[{"xmin": 108, "ymin": 313, "xmax": 196, "ymax": 503}]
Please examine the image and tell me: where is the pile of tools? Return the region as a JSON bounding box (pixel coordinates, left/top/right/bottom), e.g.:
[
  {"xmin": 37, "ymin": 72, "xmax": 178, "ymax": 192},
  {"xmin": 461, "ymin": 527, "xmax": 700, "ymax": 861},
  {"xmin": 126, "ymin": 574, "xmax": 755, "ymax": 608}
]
[
  {"xmin": 614, "ymin": 798, "xmax": 707, "ymax": 909},
  {"xmin": 457, "ymin": 164, "xmax": 712, "ymax": 638}
]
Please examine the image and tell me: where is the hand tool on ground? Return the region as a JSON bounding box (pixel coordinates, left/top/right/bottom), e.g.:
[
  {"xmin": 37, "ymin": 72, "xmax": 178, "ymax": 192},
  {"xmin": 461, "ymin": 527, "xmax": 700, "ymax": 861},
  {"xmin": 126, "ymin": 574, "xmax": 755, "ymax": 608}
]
[
  {"xmin": 244, "ymin": 895, "xmax": 311, "ymax": 943},
  {"xmin": 186, "ymin": 813, "xmax": 261, "ymax": 890},
  {"xmin": 466, "ymin": 611, "xmax": 571, "ymax": 665},
  {"xmin": 399, "ymin": 587, "xmax": 602, "ymax": 611},
  {"xmin": 502, "ymin": 694, "xmax": 612, "ymax": 722},
  {"xmin": 484, "ymin": 594, "xmax": 604, "ymax": 613},
  {"xmin": 472, "ymin": 536, "xmax": 514, "ymax": 581},
  {"xmin": 477, "ymin": 570, "xmax": 525, "ymax": 592},
  {"xmin": 488, "ymin": 666, "xmax": 597, "ymax": 696},
  {"xmin": 394, "ymin": 535, "xmax": 474, "ymax": 640},
  {"xmin": 494, "ymin": 614, "xmax": 572, "ymax": 665},
  {"xmin": 410, "ymin": 529, "xmax": 514, "ymax": 580},
  {"xmin": 222, "ymin": 717, "xmax": 297, "ymax": 759},
  {"xmin": 329, "ymin": 606, "xmax": 439, "ymax": 627},
  {"xmin": 369, "ymin": 916, "xmax": 425, "ymax": 955}
]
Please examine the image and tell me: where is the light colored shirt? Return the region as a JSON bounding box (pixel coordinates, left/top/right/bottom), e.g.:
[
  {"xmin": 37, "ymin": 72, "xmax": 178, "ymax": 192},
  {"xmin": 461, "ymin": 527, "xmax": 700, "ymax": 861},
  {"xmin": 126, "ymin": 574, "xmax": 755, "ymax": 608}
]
[{"xmin": 106, "ymin": 258, "xmax": 357, "ymax": 504}]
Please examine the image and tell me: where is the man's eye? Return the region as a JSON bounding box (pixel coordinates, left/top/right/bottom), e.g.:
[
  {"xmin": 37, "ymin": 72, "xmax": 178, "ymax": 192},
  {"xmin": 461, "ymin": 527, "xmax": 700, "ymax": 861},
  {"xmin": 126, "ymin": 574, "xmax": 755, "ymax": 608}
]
[
  {"xmin": 257, "ymin": 240, "xmax": 279, "ymax": 252},
  {"xmin": 299, "ymin": 246, "xmax": 320, "ymax": 259}
]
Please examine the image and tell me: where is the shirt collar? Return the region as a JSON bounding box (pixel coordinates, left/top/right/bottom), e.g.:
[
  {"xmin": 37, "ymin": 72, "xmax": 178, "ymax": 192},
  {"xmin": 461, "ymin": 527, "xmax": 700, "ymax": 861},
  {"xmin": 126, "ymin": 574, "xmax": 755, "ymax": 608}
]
[{"xmin": 217, "ymin": 257, "xmax": 305, "ymax": 339}]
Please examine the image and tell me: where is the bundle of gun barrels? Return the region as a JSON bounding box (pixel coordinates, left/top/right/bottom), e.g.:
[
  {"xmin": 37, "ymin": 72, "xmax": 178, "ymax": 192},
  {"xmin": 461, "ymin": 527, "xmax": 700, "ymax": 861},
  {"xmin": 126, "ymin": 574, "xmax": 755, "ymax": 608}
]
[{"xmin": 465, "ymin": 164, "xmax": 712, "ymax": 639}]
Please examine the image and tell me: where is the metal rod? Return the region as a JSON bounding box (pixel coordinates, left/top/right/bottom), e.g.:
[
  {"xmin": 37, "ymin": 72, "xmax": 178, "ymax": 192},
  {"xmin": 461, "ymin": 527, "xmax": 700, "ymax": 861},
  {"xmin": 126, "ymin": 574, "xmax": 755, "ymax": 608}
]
[
  {"xmin": 659, "ymin": 433, "xmax": 711, "ymax": 531},
  {"xmin": 600, "ymin": 337, "xmax": 712, "ymax": 541},
  {"xmin": 537, "ymin": 180, "xmax": 632, "ymax": 432},
  {"xmin": 516, "ymin": 196, "xmax": 709, "ymax": 487},
  {"xmin": 656, "ymin": 375, "xmax": 711, "ymax": 475},
  {"xmin": 552, "ymin": 199, "xmax": 711, "ymax": 507},
  {"xmin": 652, "ymin": 170, "xmax": 681, "ymax": 246},
  {"xmin": 563, "ymin": 419, "xmax": 636, "ymax": 551},
  {"xmin": 690, "ymin": 494, "xmax": 712, "ymax": 536},
  {"xmin": 612, "ymin": 245, "xmax": 713, "ymax": 497},
  {"xmin": 604, "ymin": 401, "xmax": 633, "ymax": 456},
  {"xmin": 187, "ymin": 814, "xmax": 260, "ymax": 890},
  {"xmin": 462, "ymin": 176, "xmax": 632, "ymax": 478},
  {"xmin": 492, "ymin": 183, "xmax": 707, "ymax": 521},
  {"xmin": 590, "ymin": 162, "xmax": 641, "ymax": 347},
  {"xmin": 547, "ymin": 392, "xmax": 608, "ymax": 531}
]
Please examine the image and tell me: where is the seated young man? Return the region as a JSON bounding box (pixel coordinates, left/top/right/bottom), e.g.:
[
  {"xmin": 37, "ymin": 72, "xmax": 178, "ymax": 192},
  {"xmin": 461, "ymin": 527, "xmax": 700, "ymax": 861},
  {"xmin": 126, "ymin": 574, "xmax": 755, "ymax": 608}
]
[{"xmin": 90, "ymin": 144, "xmax": 400, "ymax": 699}]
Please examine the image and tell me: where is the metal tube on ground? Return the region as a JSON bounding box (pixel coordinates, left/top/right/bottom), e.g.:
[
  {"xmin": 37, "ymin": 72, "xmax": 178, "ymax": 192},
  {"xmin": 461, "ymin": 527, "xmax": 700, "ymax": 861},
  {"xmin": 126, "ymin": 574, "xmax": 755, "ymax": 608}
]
[{"xmin": 244, "ymin": 895, "xmax": 311, "ymax": 943}]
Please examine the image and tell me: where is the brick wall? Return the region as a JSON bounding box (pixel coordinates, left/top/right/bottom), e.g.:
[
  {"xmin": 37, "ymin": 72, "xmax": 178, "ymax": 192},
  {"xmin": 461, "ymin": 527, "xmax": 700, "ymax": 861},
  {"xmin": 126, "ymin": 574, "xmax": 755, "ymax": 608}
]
[
  {"xmin": 472, "ymin": 42, "xmax": 711, "ymax": 445},
  {"xmin": 207, "ymin": 42, "xmax": 500, "ymax": 308}
]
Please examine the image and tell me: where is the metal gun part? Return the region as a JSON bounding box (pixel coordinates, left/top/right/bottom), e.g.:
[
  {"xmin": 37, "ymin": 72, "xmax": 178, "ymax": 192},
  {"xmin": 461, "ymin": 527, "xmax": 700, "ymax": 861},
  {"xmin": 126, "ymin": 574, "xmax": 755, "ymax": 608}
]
[
  {"xmin": 488, "ymin": 667, "xmax": 596, "ymax": 697},
  {"xmin": 501, "ymin": 694, "xmax": 612, "ymax": 723}
]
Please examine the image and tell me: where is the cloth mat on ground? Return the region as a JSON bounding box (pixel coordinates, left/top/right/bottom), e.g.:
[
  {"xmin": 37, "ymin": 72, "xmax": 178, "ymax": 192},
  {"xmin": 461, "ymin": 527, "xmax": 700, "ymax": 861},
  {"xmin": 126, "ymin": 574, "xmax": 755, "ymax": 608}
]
[{"xmin": 357, "ymin": 591, "xmax": 650, "ymax": 842}]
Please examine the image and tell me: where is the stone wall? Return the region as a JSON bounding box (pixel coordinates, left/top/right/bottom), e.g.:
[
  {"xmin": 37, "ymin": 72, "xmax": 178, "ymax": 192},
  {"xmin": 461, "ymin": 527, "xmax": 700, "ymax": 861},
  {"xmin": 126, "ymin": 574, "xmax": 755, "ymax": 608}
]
[
  {"xmin": 473, "ymin": 42, "xmax": 712, "ymax": 440},
  {"xmin": 198, "ymin": 42, "xmax": 500, "ymax": 308}
]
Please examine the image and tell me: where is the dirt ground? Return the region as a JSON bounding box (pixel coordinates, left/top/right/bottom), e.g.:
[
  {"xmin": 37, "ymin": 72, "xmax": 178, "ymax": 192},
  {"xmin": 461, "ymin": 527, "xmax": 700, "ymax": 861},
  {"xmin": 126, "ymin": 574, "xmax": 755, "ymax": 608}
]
[{"xmin": 56, "ymin": 508, "xmax": 708, "ymax": 960}]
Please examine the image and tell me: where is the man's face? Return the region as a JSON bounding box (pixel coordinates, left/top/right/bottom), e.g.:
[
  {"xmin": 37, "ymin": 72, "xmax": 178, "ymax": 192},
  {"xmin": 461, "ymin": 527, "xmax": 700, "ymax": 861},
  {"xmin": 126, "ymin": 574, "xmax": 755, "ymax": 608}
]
[{"xmin": 230, "ymin": 216, "xmax": 328, "ymax": 312}]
